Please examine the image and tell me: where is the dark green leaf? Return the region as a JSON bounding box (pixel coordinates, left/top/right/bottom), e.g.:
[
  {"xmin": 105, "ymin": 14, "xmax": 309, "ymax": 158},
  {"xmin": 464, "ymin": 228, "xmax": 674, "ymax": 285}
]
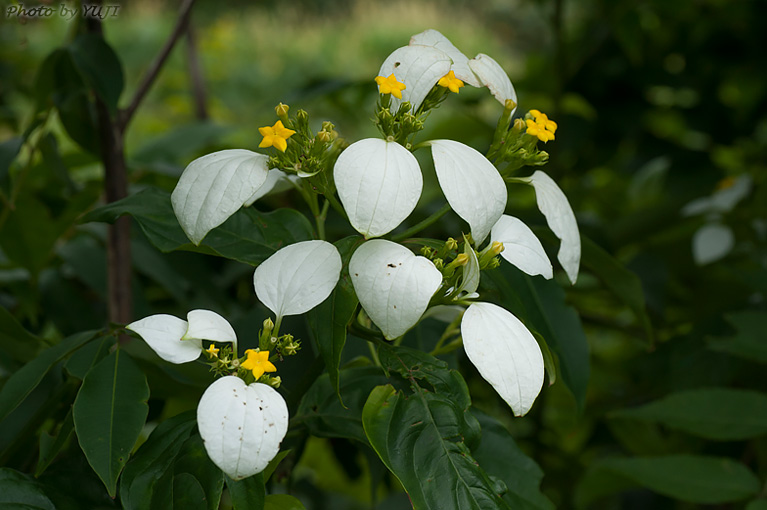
[
  {"xmin": 611, "ymin": 388, "xmax": 767, "ymax": 440},
  {"xmin": 307, "ymin": 236, "xmax": 362, "ymax": 403},
  {"xmin": 0, "ymin": 136, "xmax": 23, "ymax": 185},
  {"xmin": 265, "ymin": 494, "xmax": 307, "ymax": 510},
  {"xmin": 0, "ymin": 467, "xmax": 56, "ymax": 509},
  {"xmin": 580, "ymin": 235, "xmax": 653, "ymax": 344},
  {"xmin": 484, "ymin": 264, "xmax": 590, "ymax": 411},
  {"xmin": 0, "ymin": 330, "xmax": 98, "ymax": 422},
  {"xmin": 225, "ymin": 473, "xmax": 265, "ymax": 510},
  {"xmin": 262, "ymin": 450, "xmax": 291, "ymax": 483},
  {"xmin": 172, "ymin": 473, "xmax": 207, "ymax": 510},
  {"xmin": 708, "ymin": 311, "xmax": 767, "ymax": 364},
  {"xmin": 576, "ymin": 455, "xmax": 760, "ymax": 507},
  {"xmin": 120, "ymin": 411, "xmax": 197, "ymax": 510},
  {"xmin": 36, "ymin": 408, "xmax": 75, "ymax": 477},
  {"xmin": 173, "ymin": 434, "xmax": 225, "ymax": 510},
  {"xmin": 73, "ymin": 349, "xmax": 150, "ymax": 497},
  {"xmin": 38, "ymin": 132, "xmax": 76, "ymax": 194},
  {"xmin": 131, "ymin": 122, "xmax": 231, "ymax": 169},
  {"xmin": 296, "ymin": 366, "xmax": 389, "ymax": 443},
  {"xmin": 68, "ymin": 34, "xmax": 124, "ymax": 116},
  {"xmin": 362, "ymin": 384, "xmax": 512, "ymax": 510},
  {"xmin": 57, "ymin": 89, "xmax": 100, "ymax": 155},
  {"xmin": 81, "ymin": 187, "xmax": 314, "ymax": 265},
  {"xmin": 0, "ymin": 305, "xmax": 42, "ymax": 364},
  {"xmin": 65, "ymin": 335, "xmax": 115, "ymax": 380},
  {"xmin": 472, "ymin": 410, "xmax": 554, "ymax": 510},
  {"xmin": 746, "ymin": 500, "xmax": 767, "ymax": 510},
  {"xmin": 0, "ymin": 194, "xmax": 61, "ymax": 275}
]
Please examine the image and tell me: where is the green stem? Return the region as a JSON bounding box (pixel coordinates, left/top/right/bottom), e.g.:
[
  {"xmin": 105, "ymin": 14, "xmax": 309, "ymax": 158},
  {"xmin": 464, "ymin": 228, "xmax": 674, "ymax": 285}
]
[
  {"xmin": 315, "ymin": 199, "xmax": 330, "ymax": 240},
  {"xmin": 391, "ymin": 203, "xmax": 451, "ymax": 242},
  {"xmin": 326, "ymin": 192, "xmax": 348, "ymax": 220}
]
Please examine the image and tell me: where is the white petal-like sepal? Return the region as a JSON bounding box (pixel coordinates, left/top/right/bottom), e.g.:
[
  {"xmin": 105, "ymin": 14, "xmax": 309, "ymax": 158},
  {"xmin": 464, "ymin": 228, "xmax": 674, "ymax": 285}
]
[
  {"xmin": 334, "ymin": 139, "xmax": 423, "ymax": 238},
  {"xmin": 461, "ymin": 302, "xmax": 544, "ymax": 416},
  {"xmin": 378, "ymin": 46, "xmax": 452, "ymax": 112},
  {"xmin": 350, "ymin": 240, "xmax": 443, "ymax": 340},
  {"xmin": 172, "ymin": 150, "xmax": 270, "ymax": 245},
  {"xmin": 491, "ymin": 215, "xmax": 553, "ymax": 279},
  {"xmin": 197, "ymin": 377, "xmax": 288, "ymax": 480},
  {"xmin": 523, "ymin": 171, "xmax": 581, "ymax": 284},
  {"xmin": 429, "ymin": 140, "xmax": 506, "ymax": 245},
  {"xmin": 184, "ymin": 310, "xmax": 237, "ymax": 354},
  {"xmin": 254, "ymin": 240, "xmax": 342, "ymax": 319},
  {"xmin": 468, "ymin": 54, "xmax": 518, "ymax": 108},
  {"xmin": 127, "ymin": 314, "xmax": 200, "ymax": 364},
  {"xmin": 409, "ymin": 29, "xmax": 481, "ymax": 87},
  {"xmin": 693, "ymin": 223, "xmax": 734, "ymax": 265},
  {"xmin": 243, "ymin": 169, "xmax": 298, "ymax": 207}
]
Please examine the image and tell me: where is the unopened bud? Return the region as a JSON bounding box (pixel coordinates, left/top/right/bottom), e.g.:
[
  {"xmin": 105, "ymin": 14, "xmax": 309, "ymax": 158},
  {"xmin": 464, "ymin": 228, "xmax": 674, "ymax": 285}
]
[
  {"xmin": 433, "ymin": 258, "xmax": 444, "ymax": 270},
  {"xmin": 263, "ymin": 317, "xmax": 274, "ymax": 332},
  {"xmin": 504, "ymin": 99, "xmax": 517, "ymax": 111},
  {"xmin": 296, "ymin": 109, "xmax": 309, "ymax": 123},
  {"xmin": 512, "ymin": 118, "xmax": 526, "ymax": 131},
  {"xmin": 454, "ymin": 253, "xmax": 469, "ymax": 266},
  {"xmin": 321, "ymin": 121, "xmax": 335, "ymax": 132},
  {"xmin": 445, "ymin": 238, "xmax": 458, "ymax": 251},
  {"xmin": 491, "ymin": 241, "xmax": 505, "ymax": 255},
  {"xmin": 268, "ymin": 376, "xmax": 282, "ymax": 388},
  {"xmin": 275, "ymin": 102, "xmax": 290, "ymax": 118},
  {"xmin": 317, "ymin": 130, "xmax": 332, "ymax": 143},
  {"xmin": 489, "ymin": 257, "xmax": 501, "ymax": 269}
]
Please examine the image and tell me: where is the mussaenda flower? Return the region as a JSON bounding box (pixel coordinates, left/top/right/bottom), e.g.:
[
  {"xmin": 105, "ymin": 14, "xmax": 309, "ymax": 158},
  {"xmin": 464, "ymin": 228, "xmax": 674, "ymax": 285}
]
[
  {"xmin": 241, "ymin": 349, "xmax": 277, "ymax": 379},
  {"xmin": 259, "ymin": 120, "xmax": 296, "ymax": 152},
  {"xmin": 437, "ymin": 70, "xmax": 464, "ymax": 93},
  {"xmin": 525, "ymin": 109, "xmax": 557, "ymax": 142},
  {"xmin": 375, "ymin": 73, "xmax": 407, "ymax": 99}
]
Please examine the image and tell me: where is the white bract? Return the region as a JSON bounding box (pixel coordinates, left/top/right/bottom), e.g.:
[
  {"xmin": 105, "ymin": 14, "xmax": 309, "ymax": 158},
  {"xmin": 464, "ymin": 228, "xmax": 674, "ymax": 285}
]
[
  {"xmin": 334, "ymin": 139, "xmax": 423, "ymax": 238},
  {"xmin": 454, "ymin": 236, "xmax": 480, "ymax": 297},
  {"xmin": 244, "ymin": 169, "xmax": 299, "ymax": 207},
  {"xmin": 491, "ymin": 215, "xmax": 553, "ymax": 279},
  {"xmin": 127, "ymin": 309, "xmax": 236, "ymax": 364},
  {"xmin": 380, "ymin": 29, "xmax": 517, "ymax": 111},
  {"xmin": 197, "ymin": 376, "xmax": 288, "ymax": 480},
  {"xmin": 461, "ymin": 302, "xmax": 544, "ymax": 416},
  {"xmin": 172, "ymin": 149, "xmax": 270, "ymax": 245},
  {"xmin": 682, "ymin": 175, "xmax": 752, "ymax": 217},
  {"xmin": 692, "ymin": 222, "xmax": 734, "ymax": 265},
  {"xmin": 350, "ymin": 240, "xmax": 442, "ymax": 340},
  {"xmin": 429, "ymin": 140, "xmax": 507, "ymax": 245},
  {"xmin": 521, "ymin": 171, "xmax": 581, "ymax": 284},
  {"xmin": 254, "ymin": 240, "xmax": 342, "ymax": 320}
]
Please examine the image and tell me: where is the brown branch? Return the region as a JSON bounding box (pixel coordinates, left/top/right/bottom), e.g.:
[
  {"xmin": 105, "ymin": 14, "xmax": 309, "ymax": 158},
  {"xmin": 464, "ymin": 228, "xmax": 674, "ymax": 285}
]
[
  {"xmin": 185, "ymin": 22, "xmax": 209, "ymax": 121},
  {"xmin": 118, "ymin": 0, "xmax": 197, "ymax": 132}
]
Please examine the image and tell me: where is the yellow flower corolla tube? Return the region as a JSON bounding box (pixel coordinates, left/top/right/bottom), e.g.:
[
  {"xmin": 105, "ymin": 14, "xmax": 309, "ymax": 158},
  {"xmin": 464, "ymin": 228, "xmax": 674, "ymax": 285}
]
[{"xmin": 258, "ymin": 120, "xmax": 296, "ymax": 152}]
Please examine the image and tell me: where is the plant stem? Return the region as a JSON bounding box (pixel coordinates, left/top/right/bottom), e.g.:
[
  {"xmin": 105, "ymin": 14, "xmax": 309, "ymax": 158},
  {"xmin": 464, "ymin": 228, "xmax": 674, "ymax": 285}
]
[{"xmin": 391, "ymin": 203, "xmax": 451, "ymax": 242}]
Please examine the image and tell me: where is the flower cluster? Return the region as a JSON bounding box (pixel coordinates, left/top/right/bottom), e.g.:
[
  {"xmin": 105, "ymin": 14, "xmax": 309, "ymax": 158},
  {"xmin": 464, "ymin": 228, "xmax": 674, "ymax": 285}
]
[{"xmin": 145, "ymin": 28, "xmax": 582, "ymax": 479}]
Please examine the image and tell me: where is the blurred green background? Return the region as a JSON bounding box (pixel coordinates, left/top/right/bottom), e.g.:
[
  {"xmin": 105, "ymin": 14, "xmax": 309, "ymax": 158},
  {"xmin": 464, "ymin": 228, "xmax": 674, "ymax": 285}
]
[{"xmin": 1, "ymin": 0, "xmax": 766, "ymax": 508}]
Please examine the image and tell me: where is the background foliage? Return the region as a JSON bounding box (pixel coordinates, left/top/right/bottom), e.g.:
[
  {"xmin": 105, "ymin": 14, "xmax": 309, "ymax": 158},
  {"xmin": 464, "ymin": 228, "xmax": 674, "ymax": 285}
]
[{"xmin": 1, "ymin": 0, "xmax": 766, "ymax": 508}]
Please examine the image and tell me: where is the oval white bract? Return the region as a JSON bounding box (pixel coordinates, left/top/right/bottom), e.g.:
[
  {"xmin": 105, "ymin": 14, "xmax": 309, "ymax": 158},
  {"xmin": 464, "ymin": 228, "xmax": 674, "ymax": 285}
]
[
  {"xmin": 491, "ymin": 215, "xmax": 553, "ymax": 279},
  {"xmin": 461, "ymin": 302, "xmax": 545, "ymax": 417},
  {"xmin": 171, "ymin": 149, "xmax": 269, "ymax": 245},
  {"xmin": 254, "ymin": 240, "xmax": 342, "ymax": 320},
  {"xmin": 197, "ymin": 377, "xmax": 289, "ymax": 480},
  {"xmin": 127, "ymin": 314, "xmax": 200, "ymax": 364},
  {"xmin": 333, "ymin": 139, "xmax": 423, "ymax": 239},
  {"xmin": 377, "ymin": 45, "xmax": 452, "ymax": 112},
  {"xmin": 349, "ymin": 240, "xmax": 442, "ymax": 340}
]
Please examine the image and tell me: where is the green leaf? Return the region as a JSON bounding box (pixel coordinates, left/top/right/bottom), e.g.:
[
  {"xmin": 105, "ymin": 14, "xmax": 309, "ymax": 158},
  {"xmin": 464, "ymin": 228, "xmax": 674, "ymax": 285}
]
[
  {"xmin": 73, "ymin": 349, "xmax": 150, "ymax": 497},
  {"xmin": 612, "ymin": 388, "xmax": 767, "ymax": 440},
  {"xmin": 225, "ymin": 473, "xmax": 265, "ymax": 510},
  {"xmin": 746, "ymin": 500, "xmax": 767, "ymax": 510},
  {"xmin": 580, "ymin": 236, "xmax": 653, "ymax": 344},
  {"xmin": 36, "ymin": 408, "xmax": 75, "ymax": 477},
  {"xmin": 265, "ymin": 494, "xmax": 307, "ymax": 510},
  {"xmin": 68, "ymin": 34, "xmax": 124, "ymax": 116},
  {"xmin": 708, "ymin": 311, "xmax": 767, "ymax": 364},
  {"xmin": 307, "ymin": 236, "xmax": 362, "ymax": 404},
  {"xmin": 0, "ymin": 194, "xmax": 62, "ymax": 275},
  {"xmin": 172, "ymin": 473, "xmax": 207, "ymax": 510},
  {"xmin": 173, "ymin": 434, "xmax": 224, "ymax": 510},
  {"xmin": 296, "ymin": 366, "xmax": 389, "ymax": 443},
  {"xmin": 0, "ymin": 136, "xmax": 22, "ymax": 185},
  {"xmin": 131, "ymin": 122, "xmax": 231, "ymax": 169},
  {"xmin": 576, "ymin": 455, "xmax": 761, "ymax": 507},
  {"xmin": 81, "ymin": 187, "xmax": 314, "ymax": 265},
  {"xmin": 120, "ymin": 411, "xmax": 197, "ymax": 510},
  {"xmin": 0, "ymin": 305, "xmax": 42, "ymax": 364},
  {"xmin": 0, "ymin": 467, "xmax": 56, "ymax": 509},
  {"xmin": 64, "ymin": 335, "xmax": 115, "ymax": 380},
  {"xmin": 472, "ymin": 410, "xmax": 554, "ymax": 510},
  {"xmin": 484, "ymin": 264, "xmax": 590, "ymax": 411},
  {"xmin": 0, "ymin": 330, "xmax": 98, "ymax": 422},
  {"xmin": 363, "ymin": 384, "xmax": 512, "ymax": 510}
]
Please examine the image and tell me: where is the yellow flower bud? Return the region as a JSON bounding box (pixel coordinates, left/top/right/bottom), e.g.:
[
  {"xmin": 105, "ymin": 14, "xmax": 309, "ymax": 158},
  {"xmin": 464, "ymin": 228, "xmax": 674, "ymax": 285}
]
[{"xmin": 275, "ymin": 102, "xmax": 289, "ymax": 117}]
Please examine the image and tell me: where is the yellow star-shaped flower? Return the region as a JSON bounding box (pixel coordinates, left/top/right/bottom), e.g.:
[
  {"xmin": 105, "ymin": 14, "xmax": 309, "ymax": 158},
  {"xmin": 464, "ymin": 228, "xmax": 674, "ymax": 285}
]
[
  {"xmin": 259, "ymin": 120, "xmax": 296, "ymax": 152},
  {"xmin": 241, "ymin": 349, "xmax": 277, "ymax": 379},
  {"xmin": 375, "ymin": 74, "xmax": 407, "ymax": 99},
  {"xmin": 530, "ymin": 110, "xmax": 558, "ymax": 133},
  {"xmin": 205, "ymin": 344, "xmax": 219, "ymax": 357},
  {"xmin": 525, "ymin": 109, "xmax": 557, "ymax": 143},
  {"xmin": 437, "ymin": 70, "xmax": 464, "ymax": 94}
]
